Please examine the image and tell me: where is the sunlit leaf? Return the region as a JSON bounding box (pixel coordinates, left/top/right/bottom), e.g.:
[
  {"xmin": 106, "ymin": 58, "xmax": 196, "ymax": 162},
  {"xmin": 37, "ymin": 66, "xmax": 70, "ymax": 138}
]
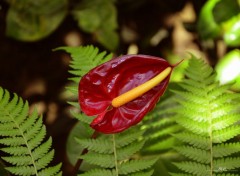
[
  {"xmin": 197, "ymin": 0, "xmax": 221, "ymax": 39},
  {"xmin": 215, "ymin": 49, "xmax": 240, "ymax": 91},
  {"xmin": 223, "ymin": 15, "xmax": 240, "ymax": 47}
]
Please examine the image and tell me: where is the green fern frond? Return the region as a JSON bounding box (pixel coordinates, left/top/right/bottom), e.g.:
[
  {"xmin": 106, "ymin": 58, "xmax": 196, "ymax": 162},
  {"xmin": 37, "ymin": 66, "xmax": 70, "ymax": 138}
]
[
  {"xmin": 117, "ymin": 140, "xmax": 145, "ymax": 160},
  {"xmin": 172, "ymin": 132, "xmax": 209, "ymax": 150},
  {"xmin": 57, "ymin": 45, "xmax": 112, "ymax": 125},
  {"xmin": 211, "ymin": 93, "xmax": 240, "ymax": 105},
  {"xmin": 77, "ymin": 130, "xmax": 157, "ymax": 175},
  {"xmin": 212, "ymin": 126, "xmax": 240, "ymax": 143},
  {"xmin": 67, "ymin": 101, "xmax": 79, "ymax": 109},
  {"xmin": 128, "ymin": 170, "xmax": 154, "ymax": 176},
  {"xmin": 212, "ymin": 114, "xmax": 239, "ymax": 130},
  {"xmin": 57, "ymin": 45, "xmax": 112, "ymax": 82},
  {"xmin": 213, "ymin": 143, "xmax": 240, "ymax": 157},
  {"xmin": 38, "ymin": 164, "xmax": 62, "ymax": 176},
  {"xmin": 213, "ymin": 174, "xmax": 239, "ymax": 176},
  {"xmin": 5, "ymin": 166, "xmax": 36, "ymax": 176},
  {"xmin": 75, "ymin": 130, "xmax": 157, "ymax": 175},
  {"xmin": 169, "ymin": 173, "xmax": 192, "ymax": 176},
  {"xmin": 176, "ymin": 117, "xmax": 209, "ymax": 136},
  {"xmin": 75, "ymin": 137, "xmax": 113, "ymax": 154},
  {"xmin": 32, "ymin": 138, "xmax": 52, "ymax": 160},
  {"xmin": 174, "ymin": 146, "xmax": 210, "ymax": 164},
  {"xmin": 174, "ymin": 161, "xmax": 210, "ymax": 175},
  {"xmin": 142, "ymin": 95, "xmax": 180, "ymax": 154},
  {"xmin": 78, "ymin": 168, "xmax": 116, "ymax": 176},
  {"xmin": 0, "ymin": 87, "xmax": 62, "ymax": 176},
  {"xmin": 213, "ymin": 157, "xmax": 240, "ymax": 171},
  {"xmin": 71, "ymin": 112, "xmax": 94, "ymax": 125},
  {"xmin": 80, "ymin": 152, "xmax": 115, "ymax": 168},
  {"xmin": 115, "ymin": 128, "xmax": 145, "ymax": 148},
  {"xmin": 118, "ymin": 158, "xmax": 158, "ymax": 175},
  {"xmin": 172, "ymin": 56, "xmax": 240, "ymax": 175}
]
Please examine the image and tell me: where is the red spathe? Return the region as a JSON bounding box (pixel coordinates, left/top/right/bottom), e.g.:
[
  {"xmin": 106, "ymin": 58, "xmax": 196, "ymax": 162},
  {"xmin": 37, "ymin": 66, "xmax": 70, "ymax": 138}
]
[{"xmin": 79, "ymin": 54, "xmax": 172, "ymax": 134}]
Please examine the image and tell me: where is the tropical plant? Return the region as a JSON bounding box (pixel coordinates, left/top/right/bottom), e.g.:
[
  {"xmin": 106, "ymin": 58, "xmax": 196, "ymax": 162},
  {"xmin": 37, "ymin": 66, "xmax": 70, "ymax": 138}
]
[{"xmin": 60, "ymin": 45, "xmax": 159, "ymax": 175}]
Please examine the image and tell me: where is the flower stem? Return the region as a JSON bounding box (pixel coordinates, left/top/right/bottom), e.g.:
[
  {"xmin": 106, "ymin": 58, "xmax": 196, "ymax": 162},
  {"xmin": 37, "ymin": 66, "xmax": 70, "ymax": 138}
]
[
  {"xmin": 112, "ymin": 134, "xmax": 119, "ymax": 176},
  {"xmin": 72, "ymin": 130, "xmax": 98, "ymax": 175}
]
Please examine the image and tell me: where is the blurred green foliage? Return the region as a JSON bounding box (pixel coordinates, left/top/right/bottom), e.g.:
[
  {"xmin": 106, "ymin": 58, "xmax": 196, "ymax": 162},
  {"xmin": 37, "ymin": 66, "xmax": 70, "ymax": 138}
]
[
  {"xmin": 0, "ymin": 161, "xmax": 10, "ymax": 176},
  {"xmin": 197, "ymin": 0, "xmax": 240, "ymax": 46},
  {"xmin": 6, "ymin": 0, "xmax": 67, "ymax": 41},
  {"xmin": 4, "ymin": 0, "xmax": 240, "ymax": 51},
  {"xmin": 5, "ymin": 0, "xmax": 118, "ymax": 51},
  {"xmin": 215, "ymin": 49, "xmax": 240, "ymax": 91},
  {"xmin": 72, "ymin": 0, "xmax": 118, "ymax": 51},
  {"xmin": 223, "ymin": 15, "xmax": 240, "ymax": 47}
]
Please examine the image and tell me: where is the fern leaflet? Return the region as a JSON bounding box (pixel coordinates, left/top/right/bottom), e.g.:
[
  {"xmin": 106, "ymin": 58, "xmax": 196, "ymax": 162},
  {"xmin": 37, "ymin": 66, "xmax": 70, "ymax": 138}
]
[
  {"xmin": 142, "ymin": 95, "xmax": 181, "ymax": 154},
  {"xmin": 57, "ymin": 45, "xmax": 112, "ymax": 123},
  {"xmin": 0, "ymin": 87, "xmax": 62, "ymax": 176}
]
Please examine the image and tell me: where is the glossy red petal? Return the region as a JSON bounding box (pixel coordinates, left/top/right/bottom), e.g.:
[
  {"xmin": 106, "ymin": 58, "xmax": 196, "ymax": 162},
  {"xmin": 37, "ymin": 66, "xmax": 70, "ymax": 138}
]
[
  {"xmin": 79, "ymin": 54, "xmax": 171, "ymax": 133},
  {"xmin": 90, "ymin": 77, "xmax": 170, "ymax": 133}
]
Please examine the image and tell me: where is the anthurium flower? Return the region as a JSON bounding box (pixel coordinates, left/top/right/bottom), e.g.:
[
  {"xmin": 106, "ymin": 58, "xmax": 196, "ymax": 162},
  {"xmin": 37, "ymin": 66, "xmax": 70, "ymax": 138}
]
[{"xmin": 79, "ymin": 54, "xmax": 175, "ymax": 134}]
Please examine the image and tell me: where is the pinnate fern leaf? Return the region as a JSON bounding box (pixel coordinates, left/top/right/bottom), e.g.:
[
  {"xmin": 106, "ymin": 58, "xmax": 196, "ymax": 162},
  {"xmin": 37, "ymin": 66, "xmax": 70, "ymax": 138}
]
[
  {"xmin": 172, "ymin": 56, "xmax": 240, "ymax": 175},
  {"xmin": 80, "ymin": 152, "xmax": 115, "ymax": 168},
  {"xmin": 142, "ymin": 95, "xmax": 181, "ymax": 154},
  {"xmin": 0, "ymin": 87, "xmax": 62, "ymax": 176},
  {"xmin": 56, "ymin": 45, "xmax": 112, "ymax": 123},
  {"xmin": 173, "ymin": 161, "xmax": 210, "ymax": 175},
  {"xmin": 128, "ymin": 170, "xmax": 154, "ymax": 176},
  {"xmin": 78, "ymin": 168, "xmax": 116, "ymax": 176},
  {"xmin": 115, "ymin": 128, "xmax": 145, "ymax": 148},
  {"xmin": 76, "ymin": 129, "xmax": 157, "ymax": 175},
  {"xmin": 75, "ymin": 137, "xmax": 113, "ymax": 154},
  {"xmin": 57, "ymin": 45, "xmax": 112, "ymax": 83},
  {"xmin": 118, "ymin": 158, "xmax": 158, "ymax": 175},
  {"xmin": 172, "ymin": 132, "xmax": 209, "ymax": 150},
  {"xmin": 213, "ymin": 143, "xmax": 240, "ymax": 157}
]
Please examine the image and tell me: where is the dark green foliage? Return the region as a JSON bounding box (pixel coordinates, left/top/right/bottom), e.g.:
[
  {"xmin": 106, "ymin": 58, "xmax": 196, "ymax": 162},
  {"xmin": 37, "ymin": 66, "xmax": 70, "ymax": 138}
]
[
  {"xmin": 57, "ymin": 45, "xmax": 113, "ymax": 116},
  {"xmin": 171, "ymin": 56, "xmax": 240, "ymax": 175},
  {"xmin": 5, "ymin": 0, "xmax": 119, "ymax": 50},
  {"xmin": 0, "ymin": 87, "xmax": 62, "ymax": 176},
  {"xmin": 72, "ymin": 0, "xmax": 119, "ymax": 51},
  {"xmin": 6, "ymin": 0, "xmax": 67, "ymax": 41},
  {"xmin": 212, "ymin": 0, "xmax": 240, "ymax": 24}
]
